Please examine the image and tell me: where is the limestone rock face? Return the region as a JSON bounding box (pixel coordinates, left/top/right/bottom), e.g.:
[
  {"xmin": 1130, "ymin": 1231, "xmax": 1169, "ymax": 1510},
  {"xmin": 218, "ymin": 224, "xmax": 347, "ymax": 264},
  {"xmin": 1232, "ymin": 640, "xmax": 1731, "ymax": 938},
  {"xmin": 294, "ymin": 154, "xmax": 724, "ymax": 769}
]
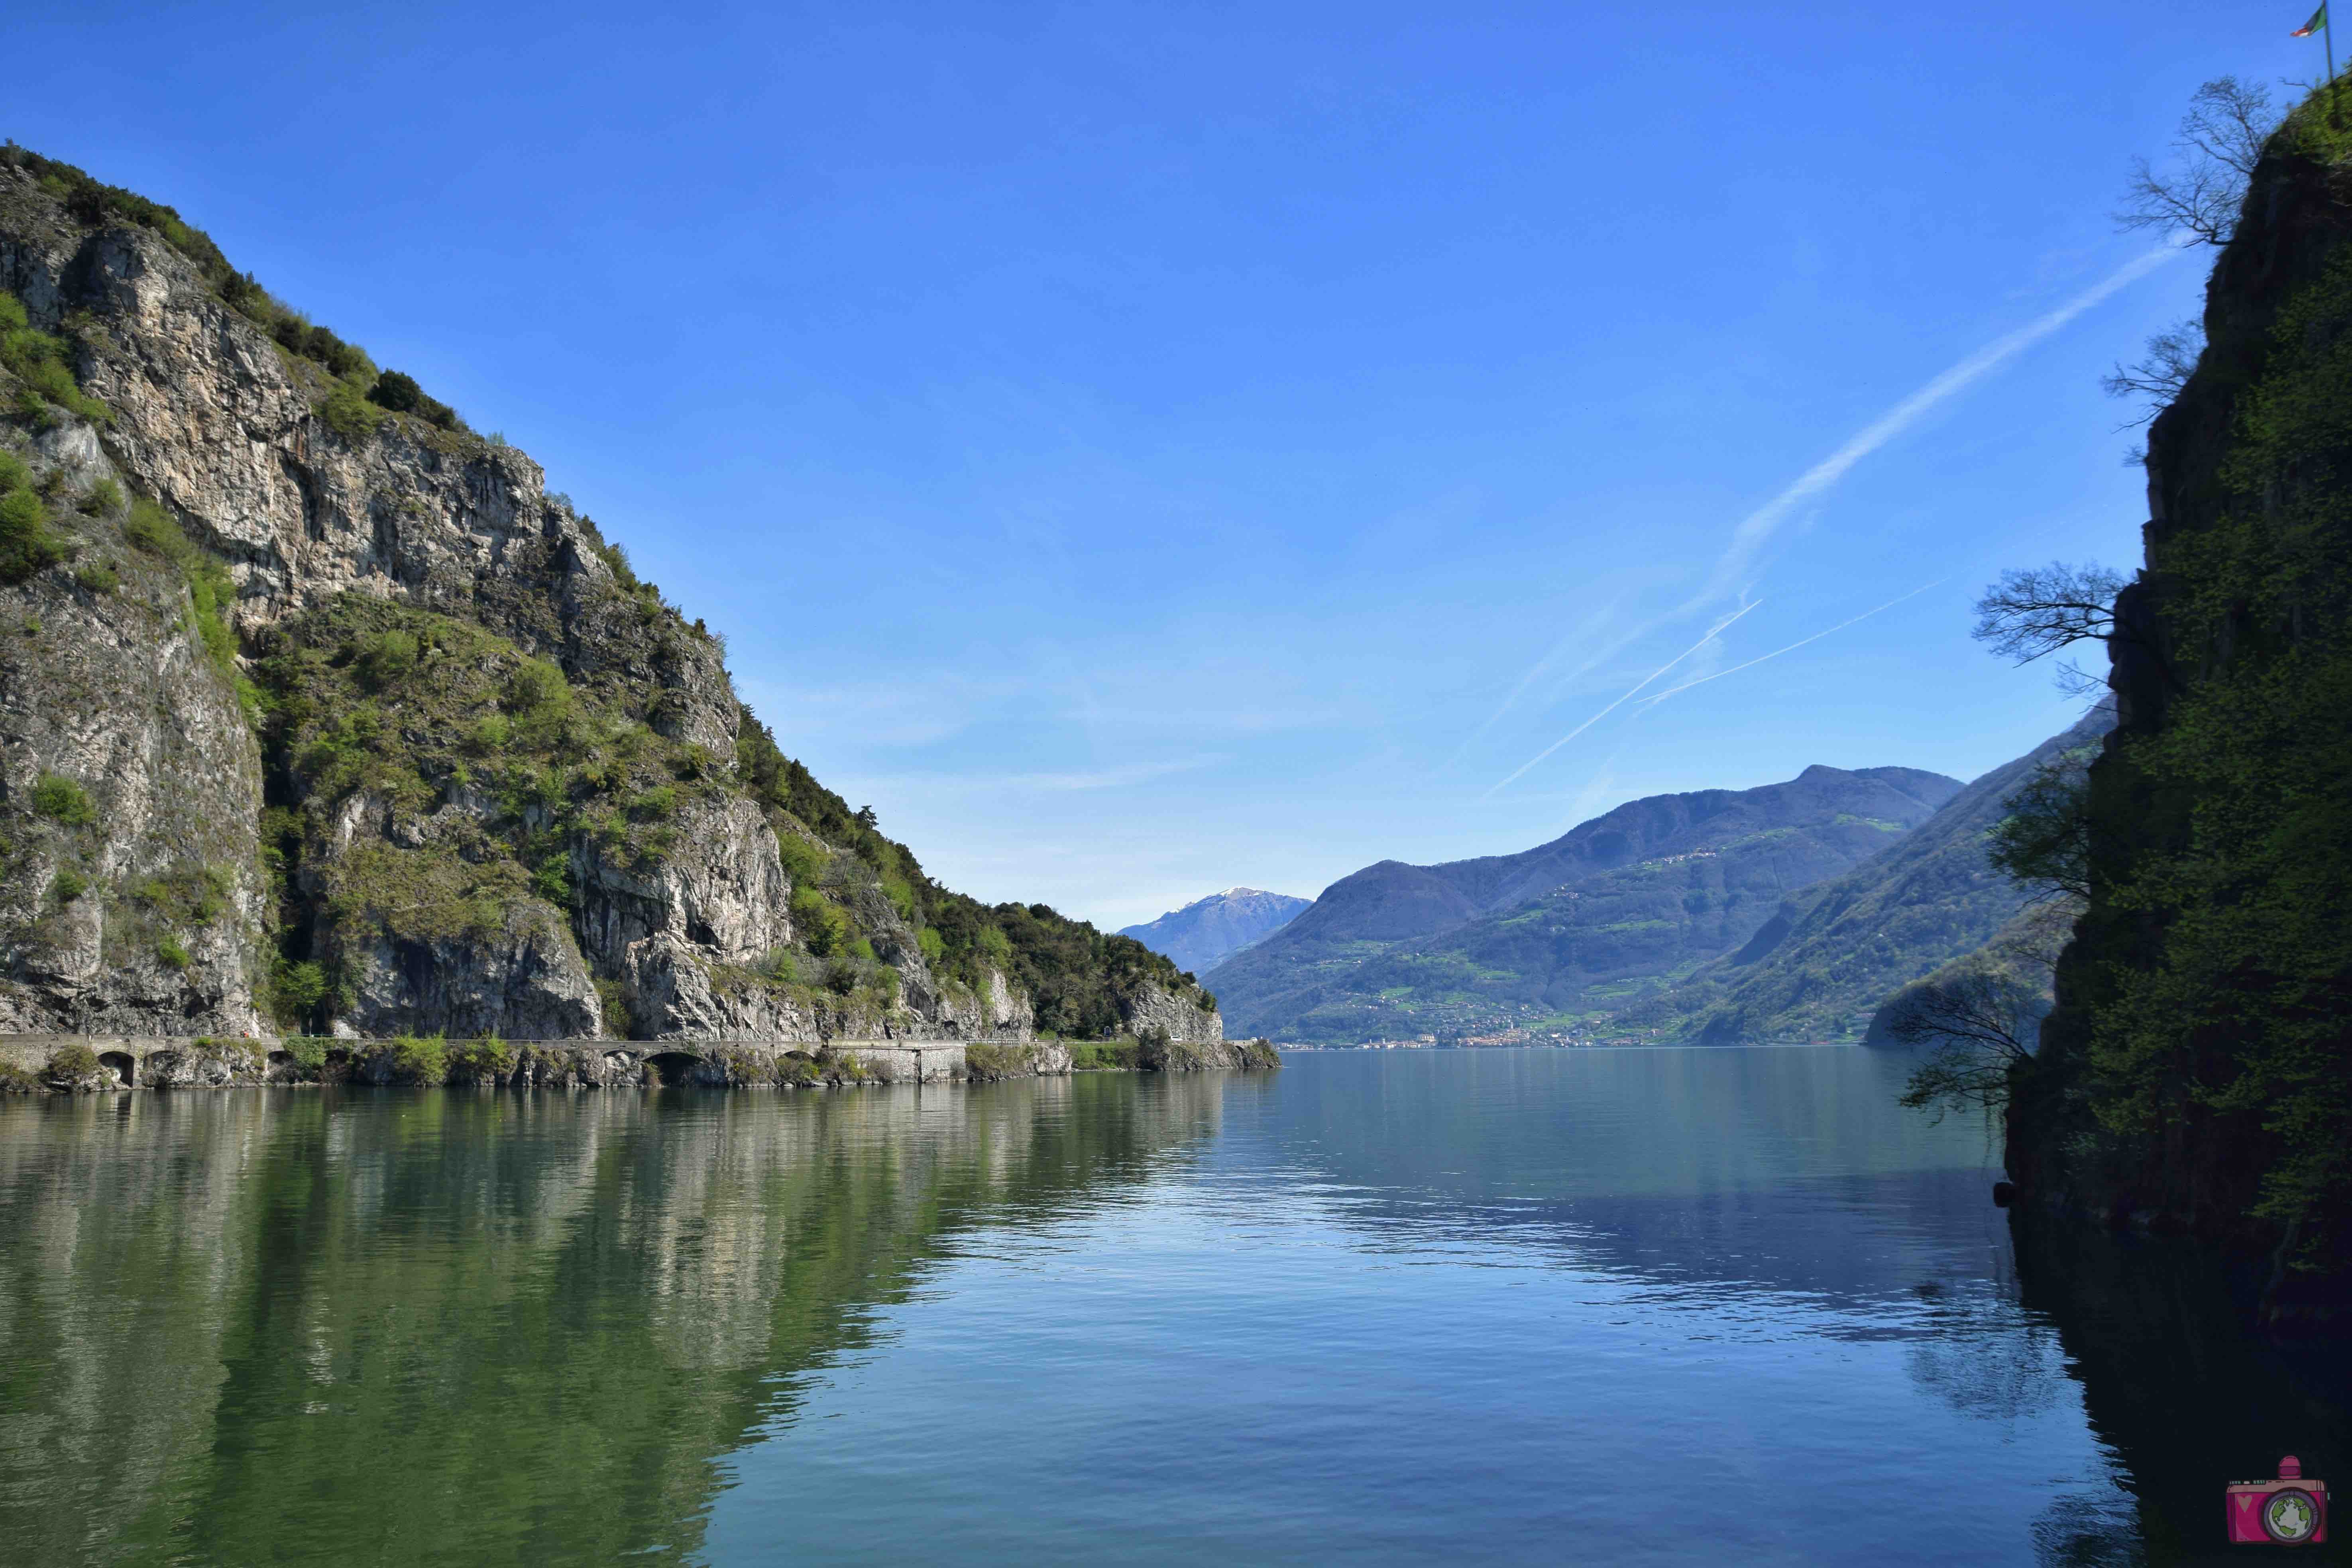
[
  {"xmin": 573, "ymin": 795, "xmax": 787, "ymax": 971},
  {"xmin": 965, "ymin": 968, "xmax": 1036, "ymax": 1036},
  {"xmin": 0, "ymin": 159, "xmax": 1224, "ymax": 1047},
  {"xmin": 137, "ymin": 1041, "xmax": 259, "ymax": 1087},
  {"xmin": 0, "ymin": 438, "xmax": 265, "ymax": 1035},
  {"xmin": 1140, "ymin": 1035, "xmax": 1278, "ymax": 1071},
  {"xmin": 621, "ymin": 939, "xmax": 1038, "ymax": 1045},
  {"xmin": 338, "ymin": 908, "xmax": 603, "ymax": 1041},
  {"xmin": 622, "ymin": 933, "xmax": 818, "ymax": 1041},
  {"xmin": 1119, "ymin": 980, "xmax": 1225, "ymax": 1043},
  {"xmin": 290, "ymin": 788, "xmax": 602, "ymax": 1040},
  {"xmin": 8, "ymin": 178, "xmax": 740, "ymax": 758}
]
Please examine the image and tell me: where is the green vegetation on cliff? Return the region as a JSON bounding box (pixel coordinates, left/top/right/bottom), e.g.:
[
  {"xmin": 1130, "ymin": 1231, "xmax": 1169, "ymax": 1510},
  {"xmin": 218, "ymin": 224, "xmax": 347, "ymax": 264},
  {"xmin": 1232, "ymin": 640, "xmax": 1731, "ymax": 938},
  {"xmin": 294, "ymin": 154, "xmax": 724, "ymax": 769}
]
[
  {"xmin": 729, "ymin": 700, "xmax": 1193, "ymax": 1028},
  {"xmin": 253, "ymin": 595, "xmax": 710, "ymax": 1025},
  {"xmin": 2067, "ymin": 257, "xmax": 2352, "ymax": 1255},
  {"xmin": 2013, "ymin": 80, "xmax": 2352, "ymax": 1281},
  {"xmin": 248, "ymin": 591, "xmax": 1184, "ymax": 1036},
  {"xmin": 2, "ymin": 146, "xmax": 471, "ymax": 440},
  {"xmin": 0, "ymin": 139, "xmax": 1225, "ymax": 1045}
]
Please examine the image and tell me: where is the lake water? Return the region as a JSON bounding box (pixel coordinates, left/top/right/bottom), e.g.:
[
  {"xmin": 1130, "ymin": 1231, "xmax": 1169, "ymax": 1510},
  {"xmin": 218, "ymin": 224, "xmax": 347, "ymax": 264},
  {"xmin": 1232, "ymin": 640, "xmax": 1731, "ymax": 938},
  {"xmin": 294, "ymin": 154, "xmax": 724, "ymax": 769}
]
[{"xmin": 0, "ymin": 1046, "xmax": 2343, "ymax": 1566}]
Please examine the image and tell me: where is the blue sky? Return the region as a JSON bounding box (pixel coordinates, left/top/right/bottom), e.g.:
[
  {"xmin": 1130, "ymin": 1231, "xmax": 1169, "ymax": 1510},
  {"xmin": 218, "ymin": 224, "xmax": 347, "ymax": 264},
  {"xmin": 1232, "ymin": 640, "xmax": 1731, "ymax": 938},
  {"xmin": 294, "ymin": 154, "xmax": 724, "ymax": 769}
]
[{"xmin": 10, "ymin": 2, "xmax": 2314, "ymax": 927}]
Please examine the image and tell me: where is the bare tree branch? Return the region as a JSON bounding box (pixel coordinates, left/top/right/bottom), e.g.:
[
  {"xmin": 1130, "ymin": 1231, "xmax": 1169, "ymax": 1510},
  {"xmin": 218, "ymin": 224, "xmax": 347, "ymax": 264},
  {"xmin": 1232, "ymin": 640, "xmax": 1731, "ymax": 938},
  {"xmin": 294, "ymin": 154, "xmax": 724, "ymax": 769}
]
[
  {"xmin": 1971, "ymin": 562, "xmax": 2130, "ymax": 666},
  {"xmin": 2114, "ymin": 77, "xmax": 2277, "ymax": 246},
  {"xmin": 1984, "ymin": 900, "xmax": 2081, "ymax": 977},
  {"xmin": 2179, "ymin": 75, "xmax": 2275, "ymax": 177},
  {"xmin": 1893, "ymin": 903, "xmax": 2079, "ymax": 1122},
  {"xmin": 2101, "ymin": 318, "xmax": 2205, "ymax": 425},
  {"xmin": 2051, "ymin": 657, "xmax": 2108, "ymax": 700},
  {"xmin": 1892, "ymin": 969, "xmax": 2040, "ymax": 1123},
  {"xmin": 1890, "ymin": 970, "xmax": 2036, "ymax": 1059},
  {"xmin": 2116, "ymin": 154, "xmax": 2240, "ymax": 246}
]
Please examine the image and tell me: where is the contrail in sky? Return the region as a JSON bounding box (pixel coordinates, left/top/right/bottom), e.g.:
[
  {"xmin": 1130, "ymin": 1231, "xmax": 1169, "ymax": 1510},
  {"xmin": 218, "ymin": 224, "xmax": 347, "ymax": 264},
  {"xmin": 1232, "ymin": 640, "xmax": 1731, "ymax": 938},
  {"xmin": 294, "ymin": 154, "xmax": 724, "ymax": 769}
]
[
  {"xmin": 1689, "ymin": 241, "xmax": 2185, "ymax": 609},
  {"xmin": 1447, "ymin": 600, "xmax": 1634, "ymax": 768},
  {"xmin": 1481, "ymin": 600, "xmax": 1759, "ymax": 799},
  {"xmin": 1635, "ymin": 580, "xmax": 1944, "ymax": 709},
  {"xmin": 1485, "ymin": 242, "xmax": 2183, "ymax": 798}
]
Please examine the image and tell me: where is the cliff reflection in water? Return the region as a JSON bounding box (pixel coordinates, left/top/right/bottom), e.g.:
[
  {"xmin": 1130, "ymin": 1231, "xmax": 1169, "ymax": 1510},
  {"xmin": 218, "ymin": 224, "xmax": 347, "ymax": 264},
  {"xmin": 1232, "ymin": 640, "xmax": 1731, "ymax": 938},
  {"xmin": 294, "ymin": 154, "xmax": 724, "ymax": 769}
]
[
  {"xmin": 0, "ymin": 1076, "xmax": 1227, "ymax": 1565},
  {"xmin": 2007, "ymin": 1215, "xmax": 2352, "ymax": 1566},
  {"xmin": 9, "ymin": 1050, "xmax": 2349, "ymax": 1568},
  {"xmin": 1232, "ymin": 1047, "xmax": 2352, "ymax": 1566}
]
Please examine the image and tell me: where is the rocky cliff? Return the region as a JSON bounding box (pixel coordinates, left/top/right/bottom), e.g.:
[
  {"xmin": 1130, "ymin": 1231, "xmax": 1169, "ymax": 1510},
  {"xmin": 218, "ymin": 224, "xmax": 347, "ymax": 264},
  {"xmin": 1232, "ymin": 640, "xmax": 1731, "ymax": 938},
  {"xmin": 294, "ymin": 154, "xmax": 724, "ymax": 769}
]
[
  {"xmin": 0, "ymin": 148, "xmax": 1221, "ymax": 1048},
  {"xmin": 2009, "ymin": 90, "xmax": 2352, "ymax": 1311}
]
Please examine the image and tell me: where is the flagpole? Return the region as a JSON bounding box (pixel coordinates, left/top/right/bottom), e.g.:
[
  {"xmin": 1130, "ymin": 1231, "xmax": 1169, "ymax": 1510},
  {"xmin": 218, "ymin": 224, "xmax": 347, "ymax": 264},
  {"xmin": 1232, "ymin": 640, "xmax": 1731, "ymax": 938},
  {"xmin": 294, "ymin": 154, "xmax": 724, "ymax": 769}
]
[
  {"xmin": 2333, "ymin": 9, "xmax": 2342, "ymax": 129},
  {"xmin": 2302, "ymin": 5, "xmax": 2344, "ymax": 125}
]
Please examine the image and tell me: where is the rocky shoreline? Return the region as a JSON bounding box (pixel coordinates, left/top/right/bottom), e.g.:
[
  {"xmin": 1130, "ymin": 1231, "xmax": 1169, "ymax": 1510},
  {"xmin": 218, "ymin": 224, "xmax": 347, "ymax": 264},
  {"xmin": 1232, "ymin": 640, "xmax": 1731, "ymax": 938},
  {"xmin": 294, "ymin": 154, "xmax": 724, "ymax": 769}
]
[{"xmin": 0, "ymin": 1032, "xmax": 1281, "ymax": 1092}]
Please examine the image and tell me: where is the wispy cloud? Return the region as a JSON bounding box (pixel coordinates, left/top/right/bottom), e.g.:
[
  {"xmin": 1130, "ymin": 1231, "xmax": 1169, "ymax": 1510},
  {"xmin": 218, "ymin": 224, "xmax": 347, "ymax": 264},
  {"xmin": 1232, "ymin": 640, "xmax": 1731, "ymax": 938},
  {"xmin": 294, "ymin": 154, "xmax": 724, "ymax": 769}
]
[
  {"xmin": 1635, "ymin": 580, "xmax": 1945, "ymax": 710},
  {"xmin": 1048, "ymin": 703, "xmax": 1350, "ymax": 733},
  {"xmin": 1483, "ymin": 599, "xmax": 1759, "ymax": 799},
  {"xmin": 851, "ymin": 755, "xmax": 1227, "ymax": 796},
  {"xmin": 1481, "ymin": 243, "xmax": 2182, "ymax": 801},
  {"xmin": 1448, "ymin": 597, "xmax": 1630, "ymax": 766},
  {"xmin": 1002, "ymin": 756, "xmax": 1226, "ymax": 792},
  {"xmin": 1688, "ymin": 242, "xmax": 2184, "ymax": 610}
]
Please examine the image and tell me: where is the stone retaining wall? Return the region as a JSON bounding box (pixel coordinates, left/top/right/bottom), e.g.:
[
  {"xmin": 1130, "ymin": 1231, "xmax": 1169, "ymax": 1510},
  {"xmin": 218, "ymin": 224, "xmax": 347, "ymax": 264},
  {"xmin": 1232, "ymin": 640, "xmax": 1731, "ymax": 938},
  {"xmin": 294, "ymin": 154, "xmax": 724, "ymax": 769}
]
[{"xmin": 0, "ymin": 1034, "xmax": 1273, "ymax": 1092}]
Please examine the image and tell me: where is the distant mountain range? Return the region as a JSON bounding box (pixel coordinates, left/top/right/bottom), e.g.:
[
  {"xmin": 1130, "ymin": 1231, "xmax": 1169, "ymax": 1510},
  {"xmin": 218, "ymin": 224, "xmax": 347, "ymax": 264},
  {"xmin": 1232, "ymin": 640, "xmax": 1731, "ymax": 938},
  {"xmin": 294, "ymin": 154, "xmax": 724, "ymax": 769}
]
[
  {"xmin": 1119, "ymin": 888, "xmax": 1311, "ymax": 975},
  {"xmin": 1205, "ymin": 765, "xmax": 1963, "ymax": 1044},
  {"xmin": 1627, "ymin": 707, "xmax": 2112, "ymax": 1044}
]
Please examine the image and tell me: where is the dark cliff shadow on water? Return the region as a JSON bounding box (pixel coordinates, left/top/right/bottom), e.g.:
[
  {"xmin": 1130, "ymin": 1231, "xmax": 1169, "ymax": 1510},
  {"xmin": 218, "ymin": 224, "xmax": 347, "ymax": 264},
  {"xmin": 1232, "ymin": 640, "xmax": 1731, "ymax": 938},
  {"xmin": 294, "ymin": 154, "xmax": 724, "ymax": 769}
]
[
  {"xmin": 2008, "ymin": 1210, "xmax": 2352, "ymax": 1566},
  {"xmin": 0, "ymin": 1076, "xmax": 1227, "ymax": 1568},
  {"xmin": 1248, "ymin": 1050, "xmax": 2352, "ymax": 1566}
]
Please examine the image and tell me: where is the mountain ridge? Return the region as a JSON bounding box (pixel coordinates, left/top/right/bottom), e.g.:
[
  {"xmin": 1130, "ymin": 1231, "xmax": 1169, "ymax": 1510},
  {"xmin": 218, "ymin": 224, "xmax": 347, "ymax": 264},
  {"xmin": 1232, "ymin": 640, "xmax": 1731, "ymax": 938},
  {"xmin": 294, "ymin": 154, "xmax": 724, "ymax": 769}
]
[
  {"xmin": 1117, "ymin": 887, "xmax": 1310, "ymax": 976},
  {"xmin": 1622, "ymin": 707, "xmax": 2113, "ymax": 1044},
  {"xmin": 1209, "ymin": 763, "xmax": 1962, "ymax": 1043}
]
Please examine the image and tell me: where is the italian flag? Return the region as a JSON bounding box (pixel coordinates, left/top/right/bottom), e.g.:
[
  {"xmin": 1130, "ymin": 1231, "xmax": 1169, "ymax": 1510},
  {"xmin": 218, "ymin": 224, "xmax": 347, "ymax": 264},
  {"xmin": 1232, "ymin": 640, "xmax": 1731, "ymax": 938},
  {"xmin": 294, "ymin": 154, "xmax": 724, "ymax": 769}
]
[{"xmin": 2294, "ymin": 4, "xmax": 2328, "ymax": 37}]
